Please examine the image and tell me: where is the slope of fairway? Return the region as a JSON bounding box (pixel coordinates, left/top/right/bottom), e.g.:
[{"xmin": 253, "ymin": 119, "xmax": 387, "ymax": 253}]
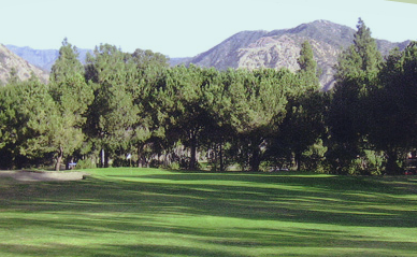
[{"xmin": 0, "ymin": 168, "xmax": 416, "ymax": 256}]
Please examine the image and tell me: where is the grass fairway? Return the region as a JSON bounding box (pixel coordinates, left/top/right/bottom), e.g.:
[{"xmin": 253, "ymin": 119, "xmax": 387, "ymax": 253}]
[{"xmin": 1, "ymin": 169, "xmax": 417, "ymax": 256}]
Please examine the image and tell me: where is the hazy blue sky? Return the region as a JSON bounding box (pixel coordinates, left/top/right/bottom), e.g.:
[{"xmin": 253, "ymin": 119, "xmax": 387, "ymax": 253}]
[{"xmin": 1, "ymin": 0, "xmax": 416, "ymax": 57}]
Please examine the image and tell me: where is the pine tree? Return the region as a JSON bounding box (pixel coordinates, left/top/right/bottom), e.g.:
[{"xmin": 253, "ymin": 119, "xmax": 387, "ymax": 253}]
[
  {"xmin": 0, "ymin": 83, "xmax": 20, "ymax": 168},
  {"xmin": 154, "ymin": 65, "xmax": 211, "ymax": 170},
  {"xmin": 48, "ymin": 39, "xmax": 94, "ymax": 171},
  {"xmin": 128, "ymin": 48, "xmax": 170, "ymax": 167},
  {"xmin": 199, "ymin": 68, "xmax": 232, "ymax": 171},
  {"xmin": 272, "ymin": 41, "xmax": 324, "ymax": 171},
  {"xmin": 329, "ymin": 18, "xmax": 382, "ymax": 174},
  {"xmin": 368, "ymin": 42, "xmax": 417, "ymax": 174},
  {"xmin": 131, "ymin": 48, "xmax": 169, "ymax": 71},
  {"xmin": 13, "ymin": 80, "xmax": 58, "ymax": 166},
  {"xmin": 335, "ymin": 18, "xmax": 382, "ymax": 82},
  {"xmin": 1, "ymin": 77, "xmax": 61, "ymax": 169},
  {"xmin": 354, "ymin": 18, "xmax": 382, "ymax": 74},
  {"xmin": 85, "ymin": 44, "xmax": 139, "ymax": 167},
  {"xmin": 222, "ymin": 68, "xmax": 291, "ymax": 171},
  {"xmin": 298, "ymin": 41, "xmax": 317, "ymax": 77},
  {"xmin": 7, "ymin": 67, "xmax": 19, "ymax": 85},
  {"xmin": 50, "ymin": 38, "xmax": 84, "ymax": 81}
]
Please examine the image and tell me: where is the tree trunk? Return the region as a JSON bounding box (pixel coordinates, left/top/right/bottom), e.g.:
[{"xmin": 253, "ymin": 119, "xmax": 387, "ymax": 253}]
[
  {"xmin": 249, "ymin": 147, "xmax": 261, "ymax": 172},
  {"xmin": 163, "ymin": 152, "xmax": 172, "ymax": 167},
  {"xmin": 105, "ymin": 154, "xmax": 109, "ymax": 168},
  {"xmin": 213, "ymin": 143, "xmax": 218, "ymax": 172},
  {"xmin": 295, "ymin": 152, "xmax": 302, "ymax": 171},
  {"xmin": 137, "ymin": 145, "xmax": 146, "ymax": 168},
  {"xmin": 55, "ymin": 146, "xmax": 63, "ymax": 171},
  {"xmin": 189, "ymin": 131, "xmax": 197, "ymax": 170},
  {"xmin": 386, "ymin": 148, "xmax": 400, "ymax": 174},
  {"xmin": 219, "ymin": 143, "xmax": 224, "ymax": 172},
  {"xmin": 101, "ymin": 148, "xmax": 105, "ymax": 168}
]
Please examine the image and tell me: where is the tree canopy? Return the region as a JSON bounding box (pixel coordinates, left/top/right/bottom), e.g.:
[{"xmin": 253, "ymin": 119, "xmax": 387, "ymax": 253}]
[{"xmin": 2, "ymin": 26, "xmax": 417, "ymax": 175}]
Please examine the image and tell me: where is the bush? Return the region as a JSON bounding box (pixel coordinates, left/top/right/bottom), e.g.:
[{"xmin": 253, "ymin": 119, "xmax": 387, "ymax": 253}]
[
  {"xmin": 76, "ymin": 159, "xmax": 96, "ymax": 170},
  {"xmin": 167, "ymin": 162, "xmax": 180, "ymax": 171},
  {"xmin": 259, "ymin": 161, "xmax": 274, "ymax": 172},
  {"xmin": 149, "ymin": 159, "xmax": 160, "ymax": 168},
  {"xmin": 315, "ymin": 160, "xmax": 331, "ymax": 174}
]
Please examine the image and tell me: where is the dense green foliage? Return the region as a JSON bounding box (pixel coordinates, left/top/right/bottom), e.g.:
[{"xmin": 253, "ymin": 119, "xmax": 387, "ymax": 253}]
[
  {"xmin": 49, "ymin": 38, "xmax": 94, "ymax": 171},
  {"xmin": 1, "ymin": 18, "xmax": 417, "ymax": 174}
]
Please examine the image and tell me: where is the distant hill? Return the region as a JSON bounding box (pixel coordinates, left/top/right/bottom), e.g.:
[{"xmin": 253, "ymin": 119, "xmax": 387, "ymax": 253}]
[
  {"xmin": 6, "ymin": 45, "xmax": 92, "ymax": 73},
  {"xmin": 5, "ymin": 20, "xmax": 411, "ymax": 90},
  {"xmin": 0, "ymin": 44, "xmax": 49, "ymax": 84},
  {"xmin": 174, "ymin": 20, "xmax": 410, "ymax": 90},
  {"xmin": 169, "ymin": 57, "xmax": 192, "ymax": 67}
]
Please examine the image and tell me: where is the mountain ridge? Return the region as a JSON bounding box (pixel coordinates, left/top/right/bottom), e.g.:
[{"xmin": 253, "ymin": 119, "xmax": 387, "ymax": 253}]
[
  {"xmin": 180, "ymin": 20, "xmax": 410, "ymax": 89},
  {"xmin": 4, "ymin": 20, "xmax": 411, "ymax": 89},
  {"xmin": 0, "ymin": 44, "xmax": 49, "ymax": 84},
  {"xmin": 6, "ymin": 45, "xmax": 92, "ymax": 72}
]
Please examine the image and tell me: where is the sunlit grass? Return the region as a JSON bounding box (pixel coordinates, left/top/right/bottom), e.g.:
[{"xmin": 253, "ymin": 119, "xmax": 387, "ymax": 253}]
[{"xmin": 1, "ymin": 168, "xmax": 417, "ymax": 256}]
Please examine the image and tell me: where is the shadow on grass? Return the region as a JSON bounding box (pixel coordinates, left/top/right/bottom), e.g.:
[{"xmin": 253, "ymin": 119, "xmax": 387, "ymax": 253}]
[
  {"xmin": 0, "ymin": 243, "xmax": 247, "ymax": 257},
  {"xmin": 0, "ymin": 225, "xmax": 416, "ymax": 257},
  {"xmin": 1, "ymin": 171, "xmax": 417, "ymax": 256},
  {"xmin": 2, "ymin": 173, "xmax": 417, "ymax": 227}
]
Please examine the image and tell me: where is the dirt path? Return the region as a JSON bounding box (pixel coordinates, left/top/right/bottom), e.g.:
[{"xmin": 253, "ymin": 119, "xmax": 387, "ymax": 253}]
[{"xmin": 0, "ymin": 170, "xmax": 88, "ymax": 182}]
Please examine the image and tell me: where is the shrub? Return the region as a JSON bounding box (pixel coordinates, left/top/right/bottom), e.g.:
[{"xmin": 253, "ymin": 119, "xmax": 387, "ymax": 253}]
[
  {"xmin": 167, "ymin": 162, "xmax": 180, "ymax": 171},
  {"xmin": 149, "ymin": 159, "xmax": 160, "ymax": 168},
  {"xmin": 76, "ymin": 159, "xmax": 96, "ymax": 170}
]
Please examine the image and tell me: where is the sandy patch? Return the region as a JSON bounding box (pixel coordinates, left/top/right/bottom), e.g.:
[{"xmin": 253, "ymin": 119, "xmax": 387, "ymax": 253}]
[{"xmin": 0, "ymin": 170, "xmax": 88, "ymax": 182}]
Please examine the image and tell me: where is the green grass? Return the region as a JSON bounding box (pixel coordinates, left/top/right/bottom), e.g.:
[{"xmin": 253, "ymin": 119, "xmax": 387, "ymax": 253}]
[{"xmin": 1, "ymin": 168, "xmax": 417, "ymax": 256}]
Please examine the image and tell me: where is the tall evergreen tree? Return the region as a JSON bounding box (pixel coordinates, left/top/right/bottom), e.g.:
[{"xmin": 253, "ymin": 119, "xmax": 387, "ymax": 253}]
[
  {"xmin": 328, "ymin": 18, "xmax": 382, "ymax": 173},
  {"xmin": 129, "ymin": 49, "xmax": 169, "ymax": 167},
  {"xmin": 50, "ymin": 38, "xmax": 84, "ymax": 81},
  {"xmin": 154, "ymin": 65, "xmax": 213, "ymax": 170},
  {"xmin": 271, "ymin": 41, "xmax": 324, "ymax": 171},
  {"xmin": 335, "ymin": 18, "xmax": 382, "ymax": 82},
  {"xmin": 0, "ymin": 83, "xmax": 21, "ymax": 168},
  {"xmin": 0, "ymin": 79, "xmax": 59, "ymax": 168},
  {"xmin": 49, "ymin": 39, "xmax": 93, "ymax": 171},
  {"xmin": 298, "ymin": 41, "xmax": 318, "ymax": 80},
  {"xmin": 368, "ymin": 42, "xmax": 417, "ymax": 173},
  {"xmin": 85, "ymin": 44, "xmax": 139, "ymax": 167},
  {"xmin": 200, "ymin": 68, "xmax": 232, "ymax": 171},
  {"xmin": 354, "ymin": 18, "xmax": 382, "ymax": 73}
]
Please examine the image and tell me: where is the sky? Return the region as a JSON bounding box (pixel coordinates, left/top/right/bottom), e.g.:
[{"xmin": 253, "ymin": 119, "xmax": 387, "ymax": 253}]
[{"xmin": 1, "ymin": 0, "xmax": 417, "ymax": 57}]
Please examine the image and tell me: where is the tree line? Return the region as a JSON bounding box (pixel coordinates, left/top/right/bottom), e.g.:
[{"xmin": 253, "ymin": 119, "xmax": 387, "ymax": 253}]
[{"xmin": 1, "ymin": 19, "xmax": 417, "ymax": 175}]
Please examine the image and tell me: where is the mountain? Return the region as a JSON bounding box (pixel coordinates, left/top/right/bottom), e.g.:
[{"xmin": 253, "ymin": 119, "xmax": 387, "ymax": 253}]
[
  {"xmin": 0, "ymin": 44, "xmax": 49, "ymax": 84},
  {"xmin": 5, "ymin": 20, "xmax": 410, "ymax": 90},
  {"xmin": 6, "ymin": 45, "xmax": 92, "ymax": 72},
  {"xmin": 176, "ymin": 20, "xmax": 410, "ymax": 90},
  {"xmin": 169, "ymin": 57, "xmax": 192, "ymax": 67}
]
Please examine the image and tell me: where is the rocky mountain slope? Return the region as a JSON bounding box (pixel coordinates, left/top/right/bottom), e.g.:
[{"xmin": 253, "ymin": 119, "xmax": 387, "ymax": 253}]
[
  {"xmin": 180, "ymin": 20, "xmax": 410, "ymax": 90},
  {"xmin": 5, "ymin": 20, "xmax": 410, "ymax": 90},
  {"xmin": 6, "ymin": 45, "xmax": 91, "ymax": 72},
  {"xmin": 0, "ymin": 44, "xmax": 49, "ymax": 84}
]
